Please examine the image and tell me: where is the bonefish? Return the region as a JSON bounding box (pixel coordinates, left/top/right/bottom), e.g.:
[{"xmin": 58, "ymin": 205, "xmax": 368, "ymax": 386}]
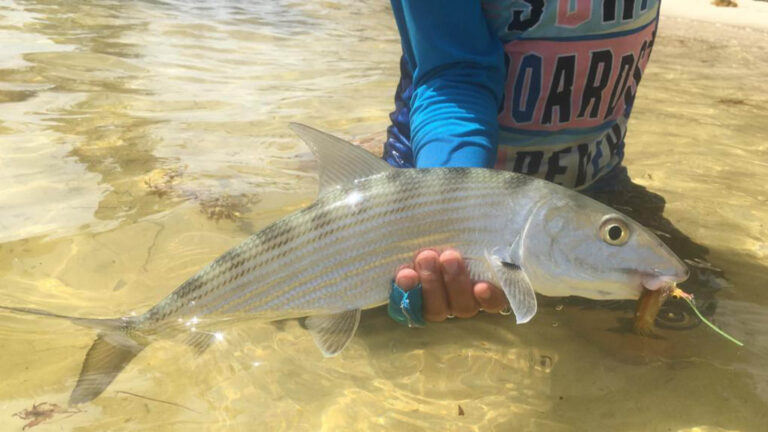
[{"xmin": 1, "ymin": 124, "xmax": 689, "ymax": 404}]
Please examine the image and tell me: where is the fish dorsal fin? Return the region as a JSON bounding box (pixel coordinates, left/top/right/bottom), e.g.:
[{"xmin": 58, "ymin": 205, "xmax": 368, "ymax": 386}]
[
  {"xmin": 289, "ymin": 123, "xmax": 393, "ymax": 193},
  {"xmin": 484, "ymin": 252, "xmax": 537, "ymax": 324},
  {"xmin": 305, "ymin": 309, "xmax": 361, "ymax": 357}
]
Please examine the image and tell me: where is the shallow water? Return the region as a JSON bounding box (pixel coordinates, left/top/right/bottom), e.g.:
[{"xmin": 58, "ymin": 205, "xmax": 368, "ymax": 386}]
[{"xmin": 1, "ymin": 1, "xmax": 767, "ymax": 431}]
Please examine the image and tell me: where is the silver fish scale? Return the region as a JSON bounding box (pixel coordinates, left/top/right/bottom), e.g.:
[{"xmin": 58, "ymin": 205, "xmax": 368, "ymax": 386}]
[{"xmin": 141, "ymin": 168, "xmax": 534, "ymax": 326}]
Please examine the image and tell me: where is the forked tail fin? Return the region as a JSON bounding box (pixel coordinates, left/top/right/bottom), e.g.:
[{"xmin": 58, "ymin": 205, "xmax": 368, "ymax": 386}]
[
  {"xmin": 0, "ymin": 305, "xmax": 150, "ymax": 405},
  {"xmin": 69, "ymin": 331, "xmax": 149, "ymax": 404}
]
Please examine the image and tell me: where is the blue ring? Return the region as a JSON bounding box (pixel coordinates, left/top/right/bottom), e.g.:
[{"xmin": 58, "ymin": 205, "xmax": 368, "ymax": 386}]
[{"xmin": 387, "ymin": 280, "xmax": 426, "ymax": 327}]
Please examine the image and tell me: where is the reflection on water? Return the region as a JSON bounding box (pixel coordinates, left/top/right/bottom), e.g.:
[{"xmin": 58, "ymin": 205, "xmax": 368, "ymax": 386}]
[{"xmin": 0, "ymin": 1, "xmax": 767, "ymax": 430}]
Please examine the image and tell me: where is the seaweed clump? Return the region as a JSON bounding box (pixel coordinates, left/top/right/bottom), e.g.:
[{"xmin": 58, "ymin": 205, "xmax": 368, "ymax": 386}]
[
  {"xmin": 142, "ymin": 165, "xmax": 259, "ymax": 222},
  {"xmin": 12, "ymin": 402, "xmax": 82, "ymax": 430}
]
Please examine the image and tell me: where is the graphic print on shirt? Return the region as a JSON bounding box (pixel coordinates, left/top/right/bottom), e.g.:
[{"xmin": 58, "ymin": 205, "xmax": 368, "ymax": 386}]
[{"xmin": 483, "ymin": 0, "xmax": 659, "ymax": 188}]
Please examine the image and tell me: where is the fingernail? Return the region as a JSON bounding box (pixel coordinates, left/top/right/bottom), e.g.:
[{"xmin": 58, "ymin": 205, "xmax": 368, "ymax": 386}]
[
  {"xmin": 477, "ymin": 285, "xmax": 492, "ymax": 301},
  {"xmin": 417, "ymin": 256, "xmax": 436, "ymax": 273},
  {"xmin": 443, "ymin": 258, "xmax": 458, "ymax": 276},
  {"xmin": 396, "ymin": 274, "xmax": 417, "ymax": 291}
]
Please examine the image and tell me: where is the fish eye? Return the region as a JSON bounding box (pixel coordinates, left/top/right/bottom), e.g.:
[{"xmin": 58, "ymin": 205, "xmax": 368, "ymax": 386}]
[{"xmin": 599, "ymin": 217, "xmax": 630, "ymax": 246}]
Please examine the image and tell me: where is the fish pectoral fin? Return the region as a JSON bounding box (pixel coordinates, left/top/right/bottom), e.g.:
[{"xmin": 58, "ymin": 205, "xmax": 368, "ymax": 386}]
[
  {"xmin": 289, "ymin": 123, "xmax": 394, "ymax": 194},
  {"xmin": 484, "ymin": 253, "xmax": 537, "ymax": 324},
  {"xmin": 70, "ymin": 331, "xmax": 149, "ymax": 405},
  {"xmin": 305, "ymin": 309, "xmax": 361, "ymax": 357}
]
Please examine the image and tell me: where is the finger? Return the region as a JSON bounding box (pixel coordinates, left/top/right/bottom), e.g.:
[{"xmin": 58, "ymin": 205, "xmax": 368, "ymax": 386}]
[
  {"xmin": 439, "ymin": 249, "xmax": 479, "ymax": 318},
  {"xmin": 473, "ymin": 282, "xmax": 509, "ymax": 314},
  {"xmin": 415, "ymin": 249, "xmax": 449, "ymax": 322},
  {"xmin": 395, "ymin": 265, "xmax": 419, "ymax": 291}
]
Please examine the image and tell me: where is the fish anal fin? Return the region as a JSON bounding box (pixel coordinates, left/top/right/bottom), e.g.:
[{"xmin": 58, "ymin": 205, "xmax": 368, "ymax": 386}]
[
  {"xmin": 69, "ymin": 331, "xmax": 148, "ymax": 405},
  {"xmin": 183, "ymin": 331, "xmax": 217, "ymax": 356},
  {"xmin": 305, "ymin": 309, "xmax": 361, "ymax": 357},
  {"xmin": 484, "ymin": 252, "xmax": 538, "ymax": 324},
  {"xmin": 289, "ymin": 123, "xmax": 393, "ymax": 194}
]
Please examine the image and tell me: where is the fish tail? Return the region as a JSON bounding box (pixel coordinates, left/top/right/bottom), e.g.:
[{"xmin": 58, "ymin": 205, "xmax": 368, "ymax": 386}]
[
  {"xmin": 0, "ymin": 305, "xmax": 125, "ymax": 329},
  {"xmin": 1, "ymin": 305, "xmax": 150, "ymax": 405},
  {"xmin": 69, "ymin": 328, "xmax": 150, "ymax": 405}
]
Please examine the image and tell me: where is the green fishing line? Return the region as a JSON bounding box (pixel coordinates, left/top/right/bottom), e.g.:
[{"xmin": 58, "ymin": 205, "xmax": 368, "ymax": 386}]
[{"xmin": 681, "ymin": 296, "xmax": 744, "ymax": 347}]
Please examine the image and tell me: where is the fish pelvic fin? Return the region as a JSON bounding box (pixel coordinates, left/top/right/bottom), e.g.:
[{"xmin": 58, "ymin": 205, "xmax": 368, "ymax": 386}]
[
  {"xmin": 305, "ymin": 309, "xmax": 361, "ymax": 357},
  {"xmin": 69, "ymin": 330, "xmax": 149, "ymax": 405},
  {"xmin": 289, "ymin": 123, "xmax": 393, "ymax": 193}
]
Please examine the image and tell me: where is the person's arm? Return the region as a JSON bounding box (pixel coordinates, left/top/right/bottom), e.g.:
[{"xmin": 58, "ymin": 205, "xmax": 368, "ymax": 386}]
[
  {"xmin": 391, "ymin": 0, "xmax": 505, "ymax": 168},
  {"xmin": 389, "ymin": 0, "xmax": 509, "ymax": 321}
]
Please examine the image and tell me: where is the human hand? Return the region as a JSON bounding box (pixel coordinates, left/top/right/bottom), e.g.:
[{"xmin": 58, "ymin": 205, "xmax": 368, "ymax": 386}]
[{"xmin": 394, "ymin": 249, "xmax": 509, "ymax": 322}]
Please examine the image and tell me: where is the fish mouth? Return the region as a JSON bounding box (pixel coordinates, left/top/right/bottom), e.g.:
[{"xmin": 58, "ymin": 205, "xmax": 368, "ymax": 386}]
[
  {"xmin": 641, "ymin": 267, "xmax": 690, "ymax": 291},
  {"xmin": 636, "ymin": 246, "xmax": 691, "ymax": 292}
]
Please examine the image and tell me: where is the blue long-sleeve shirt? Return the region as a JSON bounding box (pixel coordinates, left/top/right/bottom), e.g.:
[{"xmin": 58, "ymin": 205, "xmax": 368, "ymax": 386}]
[
  {"xmin": 385, "ymin": 0, "xmax": 661, "ymax": 189},
  {"xmin": 387, "ymin": 0, "xmax": 504, "ymax": 169}
]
